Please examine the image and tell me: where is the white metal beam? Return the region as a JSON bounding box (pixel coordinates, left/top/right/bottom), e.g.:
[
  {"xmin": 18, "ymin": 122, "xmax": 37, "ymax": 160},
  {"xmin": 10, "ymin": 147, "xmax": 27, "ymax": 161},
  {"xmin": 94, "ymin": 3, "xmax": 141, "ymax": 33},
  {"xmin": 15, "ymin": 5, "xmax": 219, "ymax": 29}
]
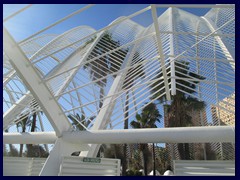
[
  {"xmin": 196, "ymin": 19, "xmax": 207, "ymax": 160},
  {"xmin": 80, "ymin": 29, "xmax": 147, "ymax": 157},
  {"xmin": 47, "ymin": 31, "xmax": 105, "ymax": 96},
  {"xmin": 39, "ymin": 139, "xmax": 90, "ymax": 176},
  {"xmin": 3, "ymin": 132, "xmax": 57, "ymax": 144},
  {"xmin": 3, "ymin": 27, "xmax": 71, "ymax": 137},
  {"xmin": 3, "ymin": 126, "xmax": 235, "ymax": 144},
  {"xmin": 66, "ymin": 126, "xmax": 235, "ymax": 144},
  {"xmin": 3, "ymin": 4, "xmax": 32, "ymax": 22},
  {"xmin": 18, "ymin": 4, "xmax": 95, "ymax": 44},
  {"xmin": 3, "ymin": 30, "xmax": 99, "ymax": 130},
  {"xmin": 151, "ymin": 4, "xmax": 171, "ymax": 101},
  {"xmin": 156, "ymin": 4, "xmax": 235, "ymax": 8},
  {"xmin": 3, "ymin": 27, "xmax": 102, "ymax": 130},
  {"xmin": 3, "ymin": 92, "xmax": 33, "ymax": 130},
  {"xmin": 201, "ymin": 16, "xmax": 235, "ymax": 70},
  {"xmin": 3, "ymin": 70, "xmax": 16, "ymax": 86},
  {"xmin": 169, "ymin": 7, "xmax": 176, "ymax": 96}
]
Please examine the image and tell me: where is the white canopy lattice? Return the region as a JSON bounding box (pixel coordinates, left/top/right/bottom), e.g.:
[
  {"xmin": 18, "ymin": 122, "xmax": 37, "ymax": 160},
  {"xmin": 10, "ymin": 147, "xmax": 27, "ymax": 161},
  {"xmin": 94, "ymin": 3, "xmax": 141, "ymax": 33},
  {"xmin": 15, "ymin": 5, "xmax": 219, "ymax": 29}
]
[{"xmin": 3, "ymin": 4, "xmax": 235, "ymax": 176}]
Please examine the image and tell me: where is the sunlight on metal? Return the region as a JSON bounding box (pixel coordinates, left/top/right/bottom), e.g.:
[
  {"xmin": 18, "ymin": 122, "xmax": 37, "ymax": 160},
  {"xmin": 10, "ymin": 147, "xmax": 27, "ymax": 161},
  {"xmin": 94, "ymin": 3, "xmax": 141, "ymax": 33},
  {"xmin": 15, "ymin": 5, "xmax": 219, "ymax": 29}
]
[{"xmin": 3, "ymin": 4, "xmax": 235, "ymax": 173}]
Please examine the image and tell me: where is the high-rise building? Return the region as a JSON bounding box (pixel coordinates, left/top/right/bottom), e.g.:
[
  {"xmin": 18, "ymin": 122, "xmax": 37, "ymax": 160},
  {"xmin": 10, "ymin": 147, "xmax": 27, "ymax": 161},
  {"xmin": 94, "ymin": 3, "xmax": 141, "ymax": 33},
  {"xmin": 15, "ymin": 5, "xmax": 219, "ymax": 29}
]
[
  {"xmin": 211, "ymin": 93, "xmax": 235, "ymax": 126},
  {"xmin": 210, "ymin": 92, "xmax": 235, "ymax": 160}
]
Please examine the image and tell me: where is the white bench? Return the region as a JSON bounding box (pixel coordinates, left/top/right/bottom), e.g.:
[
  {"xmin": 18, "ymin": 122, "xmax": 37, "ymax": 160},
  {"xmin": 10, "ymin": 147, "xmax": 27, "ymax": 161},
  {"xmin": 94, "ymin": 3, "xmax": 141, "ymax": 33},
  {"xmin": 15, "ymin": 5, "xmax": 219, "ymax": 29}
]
[
  {"xmin": 3, "ymin": 157, "xmax": 46, "ymax": 176},
  {"xmin": 173, "ymin": 160, "xmax": 235, "ymax": 176},
  {"xmin": 58, "ymin": 156, "xmax": 121, "ymax": 176}
]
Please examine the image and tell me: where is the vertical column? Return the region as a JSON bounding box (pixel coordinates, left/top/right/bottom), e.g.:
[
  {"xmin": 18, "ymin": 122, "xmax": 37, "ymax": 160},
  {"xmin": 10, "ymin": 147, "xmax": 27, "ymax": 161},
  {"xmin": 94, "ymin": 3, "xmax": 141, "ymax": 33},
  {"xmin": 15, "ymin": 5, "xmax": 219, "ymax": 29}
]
[
  {"xmin": 151, "ymin": 4, "xmax": 171, "ymax": 101},
  {"xmin": 169, "ymin": 7, "xmax": 176, "ymax": 96}
]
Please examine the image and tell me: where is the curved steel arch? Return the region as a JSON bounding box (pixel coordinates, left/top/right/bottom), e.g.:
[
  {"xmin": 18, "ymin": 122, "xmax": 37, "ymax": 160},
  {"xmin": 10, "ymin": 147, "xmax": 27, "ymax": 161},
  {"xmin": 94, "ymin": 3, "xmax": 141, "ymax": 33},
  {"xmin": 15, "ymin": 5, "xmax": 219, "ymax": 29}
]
[{"xmin": 3, "ymin": 4, "xmax": 235, "ymax": 176}]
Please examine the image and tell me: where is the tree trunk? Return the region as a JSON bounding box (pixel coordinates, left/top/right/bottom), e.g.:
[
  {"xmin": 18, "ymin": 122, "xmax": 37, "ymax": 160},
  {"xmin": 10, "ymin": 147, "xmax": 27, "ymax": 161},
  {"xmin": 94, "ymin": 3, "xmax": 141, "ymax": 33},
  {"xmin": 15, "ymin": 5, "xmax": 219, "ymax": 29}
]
[
  {"xmin": 27, "ymin": 113, "xmax": 37, "ymax": 157},
  {"xmin": 184, "ymin": 143, "xmax": 190, "ymax": 160},
  {"xmin": 178, "ymin": 143, "xmax": 185, "ymax": 160},
  {"xmin": 99, "ymin": 87, "xmax": 104, "ymax": 110},
  {"xmin": 122, "ymin": 92, "xmax": 129, "ymax": 176},
  {"xmin": 141, "ymin": 144, "xmax": 148, "ymax": 176},
  {"xmin": 152, "ymin": 143, "xmax": 156, "ymax": 176},
  {"xmin": 19, "ymin": 124, "xmax": 26, "ymax": 157},
  {"xmin": 31, "ymin": 113, "xmax": 37, "ymax": 132}
]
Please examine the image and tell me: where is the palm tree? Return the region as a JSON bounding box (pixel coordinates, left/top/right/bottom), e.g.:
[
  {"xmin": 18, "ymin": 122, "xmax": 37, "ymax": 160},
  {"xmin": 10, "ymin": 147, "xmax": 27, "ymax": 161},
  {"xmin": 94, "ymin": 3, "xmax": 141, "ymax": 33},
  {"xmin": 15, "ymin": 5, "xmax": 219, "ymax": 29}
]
[
  {"xmin": 130, "ymin": 103, "xmax": 161, "ymax": 176},
  {"xmin": 121, "ymin": 51, "xmax": 145, "ymax": 175},
  {"xmin": 150, "ymin": 60, "xmax": 206, "ymax": 160},
  {"xmin": 154, "ymin": 146, "xmax": 171, "ymax": 175},
  {"xmin": 24, "ymin": 144, "xmax": 49, "ymax": 158},
  {"xmin": 14, "ymin": 100, "xmax": 48, "ymax": 157},
  {"xmin": 68, "ymin": 113, "xmax": 95, "ymax": 131},
  {"xmin": 84, "ymin": 32, "xmax": 128, "ymax": 110}
]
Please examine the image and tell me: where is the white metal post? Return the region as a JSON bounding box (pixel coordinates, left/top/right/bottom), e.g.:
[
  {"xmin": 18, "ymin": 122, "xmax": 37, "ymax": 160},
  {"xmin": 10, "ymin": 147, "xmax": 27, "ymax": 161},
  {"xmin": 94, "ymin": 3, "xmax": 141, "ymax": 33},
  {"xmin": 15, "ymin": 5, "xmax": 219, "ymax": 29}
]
[
  {"xmin": 169, "ymin": 7, "xmax": 176, "ymax": 96},
  {"xmin": 151, "ymin": 4, "xmax": 171, "ymax": 101},
  {"xmin": 39, "ymin": 139, "xmax": 90, "ymax": 176},
  {"xmin": 37, "ymin": 112, "xmax": 49, "ymax": 153},
  {"xmin": 3, "ymin": 29, "xmax": 104, "ymax": 130}
]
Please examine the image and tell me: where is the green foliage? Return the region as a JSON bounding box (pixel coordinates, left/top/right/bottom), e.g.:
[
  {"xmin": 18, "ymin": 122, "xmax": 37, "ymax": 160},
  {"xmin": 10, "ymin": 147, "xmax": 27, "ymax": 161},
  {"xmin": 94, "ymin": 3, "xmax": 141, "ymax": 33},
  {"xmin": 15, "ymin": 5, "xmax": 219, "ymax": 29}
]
[
  {"xmin": 25, "ymin": 145, "xmax": 49, "ymax": 158},
  {"xmin": 14, "ymin": 102, "xmax": 48, "ymax": 157},
  {"xmin": 83, "ymin": 32, "xmax": 129, "ymax": 109},
  {"xmin": 130, "ymin": 103, "xmax": 161, "ymax": 175},
  {"xmin": 67, "ymin": 113, "xmax": 95, "ymax": 131},
  {"xmin": 130, "ymin": 103, "xmax": 161, "ymax": 129},
  {"xmin": 151, "ymin": 61, "xmax": 205, "ymax": 102},
  {"xmin": 126, "ymin": 169, "xmax": 143, "ymax": 176},
  {"xmin": 84, "ymin": 32, "xmax": 129, "ymax": 87}
]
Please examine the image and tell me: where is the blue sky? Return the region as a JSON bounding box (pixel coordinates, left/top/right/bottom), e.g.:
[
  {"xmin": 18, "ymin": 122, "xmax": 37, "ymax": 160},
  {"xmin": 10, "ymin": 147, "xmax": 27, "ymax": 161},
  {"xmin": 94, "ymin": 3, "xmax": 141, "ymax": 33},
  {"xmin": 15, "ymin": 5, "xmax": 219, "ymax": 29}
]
[{"xmin": 3, "ymin": 4, "xmax": 210, "ymax": 42}]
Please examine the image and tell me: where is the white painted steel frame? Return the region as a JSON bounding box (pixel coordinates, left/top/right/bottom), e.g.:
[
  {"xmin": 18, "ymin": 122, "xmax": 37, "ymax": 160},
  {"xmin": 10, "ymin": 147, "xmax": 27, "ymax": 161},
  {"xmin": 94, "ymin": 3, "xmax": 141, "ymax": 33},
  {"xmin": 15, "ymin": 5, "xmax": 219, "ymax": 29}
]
[
  {"xmin": 18, "ymin": 4, "xmax": 95, "ymax": 44},
  {"xmin": 201, "ymin": 16, "xmax": 235, "ymax": 70},
  {"xmin": 169, "ymin": 7, "xmax": 176, "ymax": 95},
  {"xmin": 3, "ymin": 4, "xmax": 32, "ymax": 22},
  {"xmin": 3, "ymin": 126, "xmax": 235, "ymax": 144},
  {"xmin": 3, "ymin": 4, "xmax": 235, "ymax": 169},
  {"xmin": 3, "ymin": 27, "xmax": 71, "ymax": 137},
  {"xmin": 151, "ymin": 4, "xmax": 171, "ymax": 101},
  {"xmin": 80, "ymin": 28, "xmax": 147, "ymax": 157}
]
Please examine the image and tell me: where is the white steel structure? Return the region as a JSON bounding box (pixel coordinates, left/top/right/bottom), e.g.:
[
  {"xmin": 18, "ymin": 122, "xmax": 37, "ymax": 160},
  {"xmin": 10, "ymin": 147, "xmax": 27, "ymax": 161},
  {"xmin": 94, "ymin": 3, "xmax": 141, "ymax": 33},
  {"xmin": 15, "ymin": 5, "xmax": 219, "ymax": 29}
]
[{"xmin": 3, "ymin": 4, "xmax": 235, "ymax": 176}]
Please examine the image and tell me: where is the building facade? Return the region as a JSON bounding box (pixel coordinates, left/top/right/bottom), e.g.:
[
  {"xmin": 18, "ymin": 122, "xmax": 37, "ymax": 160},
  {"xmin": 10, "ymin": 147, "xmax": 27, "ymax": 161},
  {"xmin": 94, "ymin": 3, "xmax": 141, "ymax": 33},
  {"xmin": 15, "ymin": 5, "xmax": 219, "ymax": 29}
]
[{"xmin": 210, "ymin": 92, "xmax": 235, "ymax": 160}]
